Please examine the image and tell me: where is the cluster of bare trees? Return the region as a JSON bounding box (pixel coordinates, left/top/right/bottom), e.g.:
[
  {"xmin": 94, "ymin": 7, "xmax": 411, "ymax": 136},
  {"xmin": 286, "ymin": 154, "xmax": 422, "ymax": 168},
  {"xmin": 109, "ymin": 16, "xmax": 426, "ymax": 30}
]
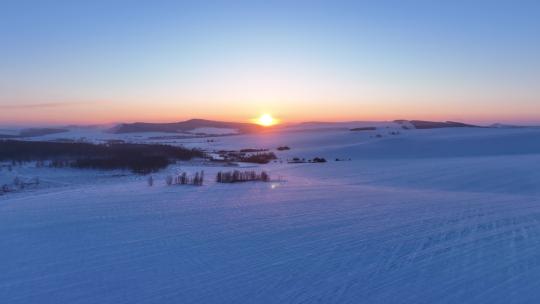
[
  {"xmin": 216, "ymin": 170, "xmax": 270, "ymax": 183},
  {"xmin": 147, "ymin": 170, "xmax": 272, "ymax": 186},
  {"xmin": 148, "ymin": 171, "xmax": 205, "ymax": 187}
]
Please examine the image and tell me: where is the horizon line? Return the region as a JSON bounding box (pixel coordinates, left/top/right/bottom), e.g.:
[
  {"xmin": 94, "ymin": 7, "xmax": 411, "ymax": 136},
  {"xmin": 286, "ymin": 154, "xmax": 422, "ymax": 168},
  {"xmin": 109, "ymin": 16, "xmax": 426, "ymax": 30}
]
[{"xmin": 1, "ymin": 117, "xmax": 540, "ymax": 129}]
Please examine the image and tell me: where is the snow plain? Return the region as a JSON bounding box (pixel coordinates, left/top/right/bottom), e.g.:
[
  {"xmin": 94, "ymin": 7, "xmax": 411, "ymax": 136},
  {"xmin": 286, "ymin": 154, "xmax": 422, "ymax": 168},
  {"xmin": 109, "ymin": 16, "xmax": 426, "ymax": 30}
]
[{"xmin": 2, "ymin": 125, "xmax": 540, "ymax": 303}]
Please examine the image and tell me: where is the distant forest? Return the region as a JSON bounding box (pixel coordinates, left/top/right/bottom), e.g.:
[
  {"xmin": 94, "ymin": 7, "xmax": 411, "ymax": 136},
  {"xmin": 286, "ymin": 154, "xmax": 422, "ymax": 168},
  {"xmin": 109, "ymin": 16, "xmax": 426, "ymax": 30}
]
[{"xmin": 0, "ymin": 140, "xmax": 204, "ymax": 174}]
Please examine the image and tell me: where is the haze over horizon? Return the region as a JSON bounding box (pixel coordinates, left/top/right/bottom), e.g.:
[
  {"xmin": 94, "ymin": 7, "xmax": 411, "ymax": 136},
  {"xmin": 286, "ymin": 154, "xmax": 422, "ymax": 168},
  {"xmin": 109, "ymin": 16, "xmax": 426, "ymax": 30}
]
[{"xmin": 1, "ymin": 0, "xmax": 539, "ymax": 125}]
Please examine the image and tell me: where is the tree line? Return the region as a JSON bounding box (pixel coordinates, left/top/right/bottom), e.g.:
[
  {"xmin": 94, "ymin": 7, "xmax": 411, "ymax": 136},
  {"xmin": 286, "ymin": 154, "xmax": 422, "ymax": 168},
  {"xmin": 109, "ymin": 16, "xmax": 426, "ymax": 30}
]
[
  {"xmin": 163, "ymin": 171, "xmax": 204, "ymax": 186},
  {"xmin": 216, "ymin": 170, "xmax": 270, "ymax": 183},
  {"xmin": 0, "ymin": 140, "xmax": 204, "ymax": 174}
]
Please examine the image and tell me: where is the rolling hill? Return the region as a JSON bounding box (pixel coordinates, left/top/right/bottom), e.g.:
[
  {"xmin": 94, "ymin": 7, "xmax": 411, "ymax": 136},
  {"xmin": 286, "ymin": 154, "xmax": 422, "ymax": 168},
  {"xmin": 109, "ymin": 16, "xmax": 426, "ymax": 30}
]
[{"xmin": 111, "ymin": 119, "xmax": 264, "ymax": 134}]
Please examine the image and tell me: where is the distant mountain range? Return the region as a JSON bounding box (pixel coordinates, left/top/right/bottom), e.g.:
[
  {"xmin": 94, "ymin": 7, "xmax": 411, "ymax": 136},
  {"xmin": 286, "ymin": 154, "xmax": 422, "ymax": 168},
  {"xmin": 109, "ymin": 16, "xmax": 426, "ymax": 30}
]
[
  {"xmin": 111, "ymin": 119, "xmax": 265, "ymax": 134},
  {"xmin": 0, "ymin": 128, "xmax": 68, "ymax": 139},
  {"xmin": 286, "ymin": 120, "xmax": 484, "ymax": 131},
  {"xmin": 489, "ymin": 123, "xmax": 528, "ymax": 129},
  {"xmin": 110, "ymin": 119, "xmax": 510, "ymax": 135},
  {"xmin": 394, "ymin": 120, "xmax": 482, "ymax": 129},
  {"xmin": 1, "ymin": 119, "xmax": 534, "ymax": 139}
]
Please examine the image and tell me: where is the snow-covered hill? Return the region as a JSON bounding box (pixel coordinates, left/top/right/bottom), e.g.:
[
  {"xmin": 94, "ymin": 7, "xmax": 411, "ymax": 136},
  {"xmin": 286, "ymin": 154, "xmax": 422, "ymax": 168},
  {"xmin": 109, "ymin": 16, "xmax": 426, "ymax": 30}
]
[{"xmin": 2, "ymin": 126, "xmax": 540, "ymax": 303}]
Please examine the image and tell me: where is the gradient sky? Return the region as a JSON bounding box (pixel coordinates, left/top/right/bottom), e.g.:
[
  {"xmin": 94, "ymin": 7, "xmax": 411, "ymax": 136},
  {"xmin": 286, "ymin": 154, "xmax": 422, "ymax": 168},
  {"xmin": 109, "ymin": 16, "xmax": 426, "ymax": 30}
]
[{"xmin": 1, "ymin": 0, "xmax": 539, "ymax": 125}]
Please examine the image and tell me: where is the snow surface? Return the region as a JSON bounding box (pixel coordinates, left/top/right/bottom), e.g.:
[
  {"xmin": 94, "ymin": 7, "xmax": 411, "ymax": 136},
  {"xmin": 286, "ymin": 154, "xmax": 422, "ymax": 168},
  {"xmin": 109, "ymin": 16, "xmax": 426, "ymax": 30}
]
[
  {"xmin": 2, "ymin": 126, "xmax": 540, "ymax": 303},
  {"xmin": 187, "ymin": 127, "xmax": 238, "ymax": 135}
]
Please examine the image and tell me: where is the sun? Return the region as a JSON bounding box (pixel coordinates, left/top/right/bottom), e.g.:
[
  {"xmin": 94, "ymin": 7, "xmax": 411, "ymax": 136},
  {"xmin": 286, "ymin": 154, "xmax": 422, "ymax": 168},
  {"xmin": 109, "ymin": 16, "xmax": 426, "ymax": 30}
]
[{"xmin": 256, "ymin": 114, "xmax": 277, "ymax": 127}]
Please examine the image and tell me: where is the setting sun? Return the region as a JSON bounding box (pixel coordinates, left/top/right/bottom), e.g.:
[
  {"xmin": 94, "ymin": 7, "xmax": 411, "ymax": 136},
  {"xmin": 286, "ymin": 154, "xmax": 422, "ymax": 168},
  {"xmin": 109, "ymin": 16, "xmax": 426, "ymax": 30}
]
[{"xmin": 256, "ymin": 114, "xmax": 277, "ymax": 127}]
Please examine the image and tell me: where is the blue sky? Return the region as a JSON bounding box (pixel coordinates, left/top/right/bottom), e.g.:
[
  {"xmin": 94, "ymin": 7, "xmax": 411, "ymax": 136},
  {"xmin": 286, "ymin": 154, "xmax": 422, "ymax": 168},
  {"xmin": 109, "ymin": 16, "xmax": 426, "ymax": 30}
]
[{"xmin": 1, "ymin": 0, "xmax": 539, "ymax": 124}]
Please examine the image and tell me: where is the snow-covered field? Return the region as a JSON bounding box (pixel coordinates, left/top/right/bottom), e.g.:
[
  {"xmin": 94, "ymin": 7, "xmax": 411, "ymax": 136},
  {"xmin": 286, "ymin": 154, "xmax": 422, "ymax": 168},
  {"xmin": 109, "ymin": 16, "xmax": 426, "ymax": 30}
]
[{"xmin": 2, "ymin": 125, "xmax": 540, "ymax": 303}]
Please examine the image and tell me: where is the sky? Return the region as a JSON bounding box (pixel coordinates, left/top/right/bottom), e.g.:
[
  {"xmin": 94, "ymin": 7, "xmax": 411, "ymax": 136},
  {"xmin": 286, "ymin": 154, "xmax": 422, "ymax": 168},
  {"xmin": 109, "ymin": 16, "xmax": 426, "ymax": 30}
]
[{"xmin": 1, "ymin": 0, "xmax": 539, "ymax": 125}]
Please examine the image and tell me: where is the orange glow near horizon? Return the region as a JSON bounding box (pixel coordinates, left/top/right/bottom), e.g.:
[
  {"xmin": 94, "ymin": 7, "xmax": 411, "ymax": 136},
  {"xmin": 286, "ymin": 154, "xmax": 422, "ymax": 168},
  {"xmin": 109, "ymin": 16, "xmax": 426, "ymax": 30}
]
[{"xmin": 1, "ymin": 98, "xmax": 540, "ymax": 126}]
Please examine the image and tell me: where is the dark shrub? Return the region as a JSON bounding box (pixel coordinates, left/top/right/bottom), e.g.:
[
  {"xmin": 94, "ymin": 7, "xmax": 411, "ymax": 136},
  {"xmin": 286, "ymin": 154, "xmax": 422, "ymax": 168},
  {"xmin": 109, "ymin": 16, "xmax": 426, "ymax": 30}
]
[
  {"xmin": 240, "ymin": 148, "xmax": 268, "ymax": 153},
  {"xmin": 350, "ymin": 127, "xmax": 376, "ymax": 131},
  {"xmin": 240, "ymin": 152, "xmax": 277, "ymax": 164}
]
